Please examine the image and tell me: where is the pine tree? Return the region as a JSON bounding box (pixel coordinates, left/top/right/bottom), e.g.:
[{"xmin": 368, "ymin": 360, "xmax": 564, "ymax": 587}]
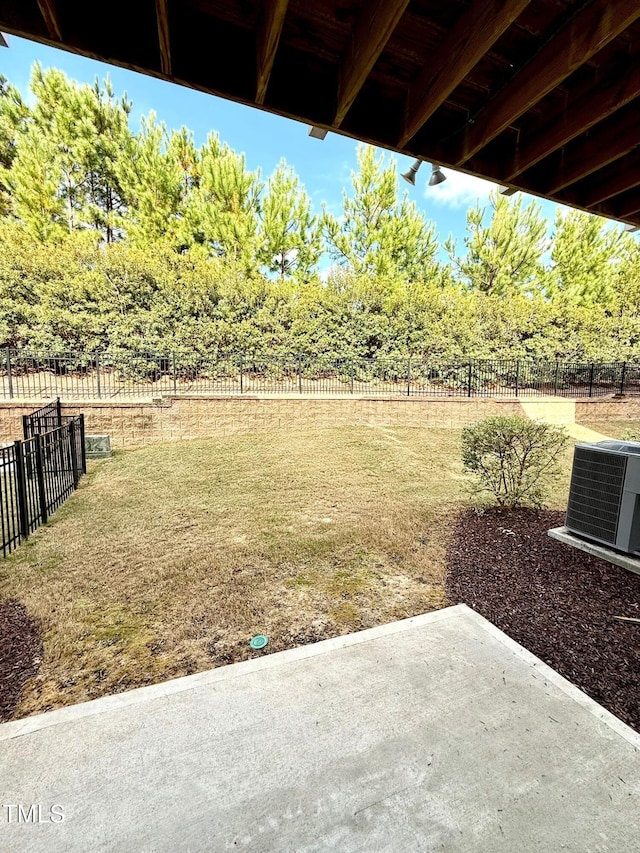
[
  {"xmin": 185, "ymin": 134, "xmax": 262, "ymax": 270},
  {"xmin": 0, "ymin": 75, "xmax": 29, "ymax": 215},
  {"xmin": 323, "ymin": 144, "xmax": 438, "ymax": 282},
  {"xmin": 259, "ymin": 159, "xmax": 321, "ymax": 280},
  {"xmin": 80, "ymin": 77, "xmax": 131, "ymax": 242},
  {"xmin": 547, "ymin": 209, "xmax": 623, "ymax": 307},
  {"xmin": 446, "ymin": 192, "xmax": 547, "ymax": 295},
  {"xmin": 117, "ymin": 114, "xmax": 183, "ymax": 244},
  {"xmin": 4, "ymin": 125, "xmax": 65, "ymax": 242}
]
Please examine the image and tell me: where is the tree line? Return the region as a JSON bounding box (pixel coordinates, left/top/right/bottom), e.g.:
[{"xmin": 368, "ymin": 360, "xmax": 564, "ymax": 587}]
[{"xmin": 1, "ymin": 64, "xmax": 639, "ymax": 362}]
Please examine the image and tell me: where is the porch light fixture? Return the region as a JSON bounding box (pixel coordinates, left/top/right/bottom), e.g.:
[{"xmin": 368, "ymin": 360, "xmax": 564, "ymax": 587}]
[
  {"xmin": 401, "ymin": 159, "xmax": 422, "ymax": 185},
  {"xmin": 428, "ymin": 163, "xmax": 447, "ymax": 186}
]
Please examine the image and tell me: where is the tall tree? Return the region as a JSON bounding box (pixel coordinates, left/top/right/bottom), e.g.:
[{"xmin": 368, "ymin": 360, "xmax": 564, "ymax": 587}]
[
  {"xmin": 446, "ymin": 192, "xmax": 547, "ymax": 295},
  {"xmin": 323, "ymin": 144, "xmax": 439, "ymax": 283},
  {"xmin": 5, "ymin": 125, "xmax": 65, "ymax": 242},
  {"xmin": 79, "ymin": 78, "xmax": 131, "ymax": 242},
  {"xmin": 259, "ymin": 159, "xmax": 321, "ymax": 280},
  {"xmin": 184, "ymin": 134, "xmax": 262, "ymax": 270},
  {"xmin": 117, "ymin": 114, "xmax": 183, "ymax": 245},
  {"xmin": 547, "ymin": 209, "xmax": 623, "ymax": 307},
  {"xmin": 0, "ymin": 75, "xmax": 29, "ymax": 215}
]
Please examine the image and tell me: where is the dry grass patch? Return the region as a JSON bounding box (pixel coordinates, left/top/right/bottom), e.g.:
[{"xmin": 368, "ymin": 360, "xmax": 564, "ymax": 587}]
[
  {"xmin": 577, "ymin": 419, "xmax": 640, "ymax": 440},
  {"xmin": 1, "ymin": 426, "xmax": 467, "ymax": 717}
]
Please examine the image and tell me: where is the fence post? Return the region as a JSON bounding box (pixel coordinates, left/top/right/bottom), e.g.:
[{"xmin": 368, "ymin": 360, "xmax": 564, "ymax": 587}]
[
  {"xmin": 407, "ymin": 356, "xmax": 411, "ymax": 397},
  {"xmin": 56, "ymin": 396, "xmax": 62, "ymax": 427},
  {"xmin": 350, "ymin": 361, "xmax": 355, "ymax": 394},
  {"xmin": 589, "ymin": 362, "xmax": 595, "ymax": 398},
  {"xmin": 298, "ymin": 354, "xmax": 303, "ymax": 394},
  {"xmin": 514, "ymin": 360, "xmax": 520, "ymax": 398},
  {"xmin": 69, "ymin": 419, "xmax": 79, "ymax": 489},
  {"xmin": 467, "ymin": 360, "xmax": 473, "ymax": 397},
  {"xmin": 35, "ymin": 434, "xmax": 48, "ymax": 524},
  {"xmin": 239, "ymin": 354, "xmax": 244, "ymax": 394},
  {"xmin": 554, "ymin": 361, "xmax": 560, "ymax": 396},
  {"xmin": 620, "ymin": 362, "xmax": 627, "ymax": 396},
  {"xmin": 79, "ymin": 414, "xmax": 87, "ymax": 474},
  {"xmin": 5, "ymin": 348, "xmax": 13, "ymax": 399},
  {"xmin": 95, "ymin": 353, "xmax": 102, "ymax": 399},
  {"xmin": 13, "ymin": 440, "xmax": 29, "ymax": 541}
]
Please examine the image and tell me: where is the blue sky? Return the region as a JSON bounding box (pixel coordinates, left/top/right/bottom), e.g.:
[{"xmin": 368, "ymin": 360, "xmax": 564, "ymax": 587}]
[{"xmin": 0, "ymin": 34, "xmax": 596, "ymax": 258}]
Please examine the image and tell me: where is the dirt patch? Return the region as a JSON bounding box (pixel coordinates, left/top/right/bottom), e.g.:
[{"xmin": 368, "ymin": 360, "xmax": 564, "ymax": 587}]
[
  {"xmin": 0, "ymin": 599, "xmax": 43, "ymax": 721},
  {"xmin": 447, "ymin": 508, "xmax": 640, "ymax": 733}
]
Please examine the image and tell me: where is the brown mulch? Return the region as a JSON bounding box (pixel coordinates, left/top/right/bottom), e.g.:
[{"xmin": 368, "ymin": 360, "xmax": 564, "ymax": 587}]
[
  {"xmin": 0, "ymin": 599, "xmax": 43, "ymax": 722},
  {"xmin": 446, "ymin": 508, "xmax": 640, "ymax": 733}
]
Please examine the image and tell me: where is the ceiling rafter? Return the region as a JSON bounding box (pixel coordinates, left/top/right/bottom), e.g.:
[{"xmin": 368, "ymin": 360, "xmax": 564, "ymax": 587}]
[
  {"xmin": 505, "ymin": 56, "xmax": 640, "ymax": 181},
  {"xmin": 562, "ymin": 149, "xmax": 640, "ymax": 209},
  {"xmin": 604, "ymin": 193, "xmax": 640, "ymax": 220},
  {"xmin": 256, "ymin": 0, "xmax": 289, "ymax": 105},
  {"xmin": 155, "ymin": 0, "xmax": 171, "ymax": 76},
  {"xmin": 455, "ymin": 0, "xmax": 640, "ymax": 166},
  {"xmin": 36, "ymin": 0, "xmax": 62, "ymax": 41},
  {"xmin": 399, "ymin": 0, "xmax": 531, "ymax": 148},
  {"xmin": 334, "ymin": 0, "xmax": 410, "ymax": 127},
  {"xmin": 544, "ymin": 106, "xmax": 639, "ymax": 195}
]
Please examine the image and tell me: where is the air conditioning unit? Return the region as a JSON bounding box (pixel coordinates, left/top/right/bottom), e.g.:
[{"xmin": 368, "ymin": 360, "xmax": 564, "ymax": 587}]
[{"xmin": 566, "ymin": 440, "xmax": 640, "ymax": 554}]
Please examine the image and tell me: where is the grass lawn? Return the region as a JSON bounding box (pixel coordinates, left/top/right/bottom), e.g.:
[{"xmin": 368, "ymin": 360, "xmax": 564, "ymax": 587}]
[
  {"xmin": 578, "ymin": 419, "xmax": 640, "ymax": 440},
  {"xmin": 1, "ymin": 425, "xmax": 505, "ymax": 717}
]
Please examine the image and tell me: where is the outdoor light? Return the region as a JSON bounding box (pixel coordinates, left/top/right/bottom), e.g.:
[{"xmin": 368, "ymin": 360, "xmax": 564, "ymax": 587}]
[
  {"xmin": 428, "ymin": 164, "xmax": 447, "ymax": 186},
  {"xmin": 624, "ymin": 223, "xmax": 639, "ymax": 233},
  {"xmin": 500, "ymin": 186, "xmax": 518, "ymax": 196},
  {"xmin": 308, "ymin": 126, "xmax": 328, "ymax": 140},
  {"xmin": 401, "ymin": 159, "xmax": 422, "ymax": 185}
]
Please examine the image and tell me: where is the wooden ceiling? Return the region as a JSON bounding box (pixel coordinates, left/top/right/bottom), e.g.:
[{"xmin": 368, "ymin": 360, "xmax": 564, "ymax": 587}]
[{"xmin": 2, "ymin": 0, "xmax": 640, "ymax": 226}]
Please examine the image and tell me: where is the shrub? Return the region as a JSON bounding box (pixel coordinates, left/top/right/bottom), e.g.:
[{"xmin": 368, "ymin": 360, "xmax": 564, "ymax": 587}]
[
  {"xmin": 623, "ymin": 429, "xmax": 640, "ymax": 442},
  {"xmin": 462, "ymin": 415, "xmax": 569, "ymax": 508}
]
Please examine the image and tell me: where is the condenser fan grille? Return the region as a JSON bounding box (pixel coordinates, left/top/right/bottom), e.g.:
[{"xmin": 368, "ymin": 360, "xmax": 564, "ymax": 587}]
[{"xmin": 566, "ymin": 447, "xmax": 627, "ymax": 544}]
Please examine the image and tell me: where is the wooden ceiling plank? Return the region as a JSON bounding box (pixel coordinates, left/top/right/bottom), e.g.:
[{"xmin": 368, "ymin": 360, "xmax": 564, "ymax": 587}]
[
  {"xmin": 546, "ymin": 109, "xmax": 639, "ymax": 194},
  {"xmin": 457, "ymin": 0, "xmax": 640, "ymax": 165},
  {"xmin": 256, "ymin": 0, "xmax": 289, "ymax": 105},
  {"xmin": 36, "ymin": 0, "xmax": 62, "ymax": 42},
  {"xmin": 155, "ymin": 0, "xmax": 171, "ymax": 76},
  {"xmin": 334, "ymin": 0, "xmax": 411, "ymax": 127},
  {"xmin": 580, "ymin": 149, "xmax": 640, "ymax": 207},
  {"xmin": 608, "ymin": 194, "xmax": 640, "ymax": 219},
  {"xmin": 399, "ymin": 0, "xmax": 532, "ymax": 148},
  {"xmin": 506, "ymin": 59, "xmax": 640, "ymax": 180}
]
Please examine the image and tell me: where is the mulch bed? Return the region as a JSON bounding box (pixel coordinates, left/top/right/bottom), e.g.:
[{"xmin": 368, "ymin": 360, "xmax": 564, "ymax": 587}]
[
  {"xmin": 447, "ymin": 508, "xmax": 640, "ymax": 733},
  {"xmin": 0, "ymin": 599, "xmax": 43, "ymax": 722}
]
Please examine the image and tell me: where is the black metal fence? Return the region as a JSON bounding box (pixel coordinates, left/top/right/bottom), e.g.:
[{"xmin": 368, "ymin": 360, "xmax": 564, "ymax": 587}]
[
  {"xmin": 1, "ymin": 348, "xmax": 639, "ymax": 399},
  {"xmin": 1, "ymin": 402, "xmax": 86, "ymax": 557}
]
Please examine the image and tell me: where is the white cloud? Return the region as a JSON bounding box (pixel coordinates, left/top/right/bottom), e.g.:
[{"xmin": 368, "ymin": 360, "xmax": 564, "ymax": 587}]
[{"xmin": 425, "ymin": 169, "xmax": 498, "ymax": 209}]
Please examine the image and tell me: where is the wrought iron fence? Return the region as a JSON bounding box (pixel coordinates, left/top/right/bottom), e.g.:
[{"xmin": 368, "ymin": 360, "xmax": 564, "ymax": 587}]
[
  {"xmin": 22, "ymin": 397, "xmax": 63, "ymax": 438},
  {"xmin": 1, "ymin": 406, "xmax": 86, "ymax": 557},
  {"xmin": 0, "ymin": 347, "xmax": 638, "ymax": 400}
]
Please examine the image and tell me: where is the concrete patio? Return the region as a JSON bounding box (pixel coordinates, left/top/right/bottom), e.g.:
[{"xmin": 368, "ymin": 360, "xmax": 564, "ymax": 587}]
[{"xmin": 1, "ymin": 604, "xmax": 639, "ymax": 852}]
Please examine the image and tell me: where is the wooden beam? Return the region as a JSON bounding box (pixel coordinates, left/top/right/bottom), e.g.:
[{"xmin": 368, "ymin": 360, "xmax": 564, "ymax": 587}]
[
  {"xmin": 456, "ymin": 0, "xmax": 640, "ymax": 165},
  {"xmin": 576, "ymin": 149, "xmax": 640, "ymax": 208},
  {"xmin": 155, "ymin": 0, "xmax": 171, "ymax": 76},
  {"xmin": 334, "ymin": 0, "xmax": 410, "ymax": 127},
  {"xmin": 505, "ymin": 56, "xmax": 640, "ymax": 180},
  {"xmin": 256, "ymin": 0, "xmax": 289, "ymax": 105},
  {"xmin": 36, "ymin": 0, "xmax": 62, "ymax": 41},
  {"xmin": 399, "ymin": 0, "xmax": 531, "ymax": 148},
  {"xmin": 545, "ymin": 106, "xmax": 639, "ymax": 194},
  {"xmin": 606, "ymin": 192, "xmax": 640, "ymax": 220}
]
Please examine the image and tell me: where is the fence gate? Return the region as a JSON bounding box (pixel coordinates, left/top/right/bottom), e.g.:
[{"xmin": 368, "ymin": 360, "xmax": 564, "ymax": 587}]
[{"xmin": 0, "ymin": 401, "xmax": 86, "ymax": 557}]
